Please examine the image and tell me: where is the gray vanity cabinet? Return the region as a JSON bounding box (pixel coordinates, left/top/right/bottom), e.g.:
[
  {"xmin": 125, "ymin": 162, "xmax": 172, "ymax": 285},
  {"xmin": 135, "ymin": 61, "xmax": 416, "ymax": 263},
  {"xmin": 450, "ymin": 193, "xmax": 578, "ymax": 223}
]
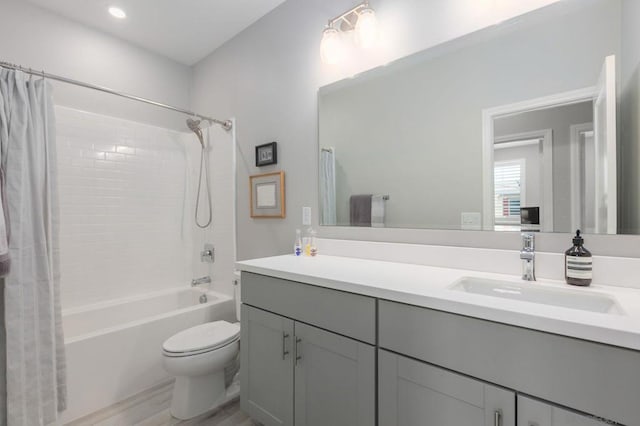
[
  {"xmin": 379, "ymin": 349, "xmax": 515, "ymax": 426},
  {"xmin": 517, "ymin": 396, "xmax": 610, "ymax": 426},
  {"xmin": 240, "ymin": 304, "xmax": 294, "ymax": 426},
  {"xmin": 294, "ymin": 322, "xmax": 375, "ymax": 426},
  {"xmin": 240, "ymin": 272, "xmax": 377, "ymax": 426}
]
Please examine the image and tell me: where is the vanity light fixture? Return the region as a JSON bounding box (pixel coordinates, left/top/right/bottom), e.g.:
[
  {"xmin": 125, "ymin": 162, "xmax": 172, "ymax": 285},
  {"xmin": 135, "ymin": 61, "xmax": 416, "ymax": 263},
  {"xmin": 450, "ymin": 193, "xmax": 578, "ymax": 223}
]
[
  {"xmin": 320, "ymin": 27, "xmax": 345, "ymax": 65},
  {"xmin": 320, "ymin": 1, "xmax": 378, "ymax": 65},
  {"xmin": 108, "ymin": 6, "xmax": 127, "ymax": 19}
]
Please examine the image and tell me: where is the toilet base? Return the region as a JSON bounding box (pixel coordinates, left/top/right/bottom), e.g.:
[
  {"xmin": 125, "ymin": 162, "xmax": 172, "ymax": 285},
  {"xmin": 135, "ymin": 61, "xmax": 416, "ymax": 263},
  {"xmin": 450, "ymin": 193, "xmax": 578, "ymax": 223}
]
[{"xmin": 170, "ymin": 371, "xmax": 227, "ymax": 420}]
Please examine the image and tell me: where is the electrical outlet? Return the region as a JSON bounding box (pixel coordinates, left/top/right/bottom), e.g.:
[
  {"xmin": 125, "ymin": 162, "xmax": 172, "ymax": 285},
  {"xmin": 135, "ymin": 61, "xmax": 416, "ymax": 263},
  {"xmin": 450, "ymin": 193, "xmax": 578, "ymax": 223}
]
[{"xmin": 461, "ymin": 212, "xmax": 481, "ymax": 230}]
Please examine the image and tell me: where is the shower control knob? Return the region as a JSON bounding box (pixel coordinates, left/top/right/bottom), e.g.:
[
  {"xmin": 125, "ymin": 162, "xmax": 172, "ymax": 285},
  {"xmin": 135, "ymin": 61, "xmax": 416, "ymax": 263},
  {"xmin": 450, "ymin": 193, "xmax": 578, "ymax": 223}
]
[{"xmin": 201, "ymin": 244, "xmax": 215, "ymax": 263}]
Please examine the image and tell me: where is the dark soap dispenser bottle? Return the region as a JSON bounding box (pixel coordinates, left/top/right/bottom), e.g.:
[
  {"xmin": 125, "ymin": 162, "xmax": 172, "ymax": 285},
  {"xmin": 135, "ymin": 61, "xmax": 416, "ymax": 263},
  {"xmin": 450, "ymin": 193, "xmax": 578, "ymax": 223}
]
[{"xmin": 565, "ymin": 230, "xmax": 592, "ymax": 286}]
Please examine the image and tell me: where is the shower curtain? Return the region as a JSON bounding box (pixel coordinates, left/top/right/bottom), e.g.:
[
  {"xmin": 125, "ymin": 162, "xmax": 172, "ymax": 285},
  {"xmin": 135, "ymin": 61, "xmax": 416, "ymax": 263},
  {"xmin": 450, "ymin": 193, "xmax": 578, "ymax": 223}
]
[
  {"xmin": 320, "ymin": 148, "xmax": 337, "ymax": 226},
  {"xmin": 0, "ymin": 69, "xmax": 66, "ymax": 425}
]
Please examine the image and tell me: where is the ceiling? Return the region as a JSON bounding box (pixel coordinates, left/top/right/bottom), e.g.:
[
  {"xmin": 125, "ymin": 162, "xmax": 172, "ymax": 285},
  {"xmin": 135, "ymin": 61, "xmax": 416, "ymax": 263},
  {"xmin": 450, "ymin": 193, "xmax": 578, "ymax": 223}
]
[{"xmin": 25, "ymin": 0, "xmax": 287, "ymax": 65}]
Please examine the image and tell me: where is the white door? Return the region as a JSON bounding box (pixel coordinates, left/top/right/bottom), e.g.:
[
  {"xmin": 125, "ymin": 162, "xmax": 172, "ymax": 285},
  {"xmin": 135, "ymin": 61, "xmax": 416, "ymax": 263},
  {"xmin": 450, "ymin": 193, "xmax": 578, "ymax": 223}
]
[{"xmin": 592, "ymin": 55, "xmax": 617, "ymax": 234}]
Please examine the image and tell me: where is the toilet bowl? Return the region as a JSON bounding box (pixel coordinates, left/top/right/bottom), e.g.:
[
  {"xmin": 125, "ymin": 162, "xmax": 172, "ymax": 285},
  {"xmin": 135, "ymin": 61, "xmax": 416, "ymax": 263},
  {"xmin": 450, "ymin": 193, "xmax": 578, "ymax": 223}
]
[{"xmin": 162, "ymin": 277, "xmax": 242, "ymax": 420}]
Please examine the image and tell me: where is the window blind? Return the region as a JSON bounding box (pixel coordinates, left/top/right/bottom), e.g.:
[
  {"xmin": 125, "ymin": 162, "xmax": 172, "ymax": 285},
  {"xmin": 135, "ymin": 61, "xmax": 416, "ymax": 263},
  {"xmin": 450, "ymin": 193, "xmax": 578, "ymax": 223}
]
[{"xmin": 494, "ymin": 162, "xmax": 521, "ymax": 223}]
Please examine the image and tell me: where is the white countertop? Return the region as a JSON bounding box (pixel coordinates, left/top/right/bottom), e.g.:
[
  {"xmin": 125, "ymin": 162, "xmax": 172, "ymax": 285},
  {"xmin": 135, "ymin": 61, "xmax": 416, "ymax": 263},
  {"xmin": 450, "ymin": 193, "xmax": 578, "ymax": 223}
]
[{"xmin": 236, "ymin": 254, "xmax": 640, "ymax": 351}]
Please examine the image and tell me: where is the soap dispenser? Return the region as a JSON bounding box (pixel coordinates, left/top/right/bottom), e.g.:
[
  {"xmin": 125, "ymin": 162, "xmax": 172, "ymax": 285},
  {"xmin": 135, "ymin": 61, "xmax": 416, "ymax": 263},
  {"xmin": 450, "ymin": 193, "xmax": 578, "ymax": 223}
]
[{"xmin": 565, "ymin": 230, "xmax": 592, "ymax": 286}]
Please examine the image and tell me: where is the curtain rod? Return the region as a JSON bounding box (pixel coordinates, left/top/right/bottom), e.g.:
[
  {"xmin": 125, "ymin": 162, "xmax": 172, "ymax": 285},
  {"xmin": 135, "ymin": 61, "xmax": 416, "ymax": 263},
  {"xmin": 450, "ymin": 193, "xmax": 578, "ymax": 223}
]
[{"xmin": 0, "ymin": 60, "xmax": 232, "ymax": 131}]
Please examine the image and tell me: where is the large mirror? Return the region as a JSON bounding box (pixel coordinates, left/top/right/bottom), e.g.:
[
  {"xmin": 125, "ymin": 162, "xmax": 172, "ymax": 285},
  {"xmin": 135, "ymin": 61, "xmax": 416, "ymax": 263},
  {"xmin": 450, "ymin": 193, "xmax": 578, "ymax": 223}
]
[{"xmin": 318, "ymin": 0, "xmax": 640, "ymax": 234}]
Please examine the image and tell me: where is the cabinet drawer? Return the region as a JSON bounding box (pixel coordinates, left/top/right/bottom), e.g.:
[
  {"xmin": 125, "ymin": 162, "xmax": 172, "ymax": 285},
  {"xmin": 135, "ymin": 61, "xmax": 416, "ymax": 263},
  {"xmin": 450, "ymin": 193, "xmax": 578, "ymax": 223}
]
[
  {"xmin": 379, "ymin": 300, "xmax": 640, "ymax": 426},
  {"xmin": 518, "ymin": 395, "xmax": 611, "ymax": 426},
  {"xmin": 242, "ymin": 272, "xmax": 376, "ymax": 344},
  {"xmin": 379, "ymin": 349, "xmax": 515, "ymax": 426}
]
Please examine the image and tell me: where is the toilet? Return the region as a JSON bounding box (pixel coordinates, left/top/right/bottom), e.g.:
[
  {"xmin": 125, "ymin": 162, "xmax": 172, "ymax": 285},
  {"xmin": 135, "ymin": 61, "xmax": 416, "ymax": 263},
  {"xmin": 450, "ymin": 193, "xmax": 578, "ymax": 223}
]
[{"xmin": 162, "ymin": 280, "xmax": 241, "ymax": 420}]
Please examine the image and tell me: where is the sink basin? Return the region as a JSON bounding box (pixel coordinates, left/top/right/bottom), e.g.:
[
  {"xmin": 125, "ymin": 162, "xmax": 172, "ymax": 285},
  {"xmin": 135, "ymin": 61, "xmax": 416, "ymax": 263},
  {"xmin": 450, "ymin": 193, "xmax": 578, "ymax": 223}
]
[{"xmin": 450, "ymin": 277, "xmax": 624, "ymax": 315}]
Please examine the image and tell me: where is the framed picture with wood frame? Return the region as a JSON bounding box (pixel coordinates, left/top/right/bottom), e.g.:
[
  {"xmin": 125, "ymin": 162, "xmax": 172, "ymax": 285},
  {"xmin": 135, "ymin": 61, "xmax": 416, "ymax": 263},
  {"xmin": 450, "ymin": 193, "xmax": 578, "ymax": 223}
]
[{"xmin": 250, "ymin": 171, "xmax": 285, "ymax": 218}]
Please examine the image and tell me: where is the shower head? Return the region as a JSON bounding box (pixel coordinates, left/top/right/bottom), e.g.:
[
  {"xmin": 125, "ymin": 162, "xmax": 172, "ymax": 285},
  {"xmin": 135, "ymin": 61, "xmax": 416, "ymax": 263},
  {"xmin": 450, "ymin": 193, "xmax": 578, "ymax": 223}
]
[
  {"xmin": 186, "ymin": 118, "xmax": 201, "ymax": 133},
  {"xmin": 186, "ymin": 118, "xmax": 205, "ymax": 148}
]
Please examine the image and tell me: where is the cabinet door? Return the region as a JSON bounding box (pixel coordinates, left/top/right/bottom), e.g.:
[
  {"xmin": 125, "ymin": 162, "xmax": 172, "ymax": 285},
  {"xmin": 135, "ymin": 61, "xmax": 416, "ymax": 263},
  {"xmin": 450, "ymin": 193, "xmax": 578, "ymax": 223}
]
[
  {"xmin": 294, "ymin": 322, "xmax": 375, "ymax": 426},
  {"xmin": 240, "ymin": 305, "xmax": 294, "ymax": 426},
  {"xmin": 379, "ymin": 349, "xmax": 515, "ymax": 426},
  {"xmin": 517, "ymin": 395, "xmax": 614, "ymax": 426}
]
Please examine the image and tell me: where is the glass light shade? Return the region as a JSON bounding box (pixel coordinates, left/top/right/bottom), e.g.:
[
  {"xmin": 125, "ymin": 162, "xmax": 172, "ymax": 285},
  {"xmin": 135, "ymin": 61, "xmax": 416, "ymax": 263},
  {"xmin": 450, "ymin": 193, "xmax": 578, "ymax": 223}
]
[
  {"xmin": 355, "ymin": 7, "xmax": 378, "ymax": 49},
  {"xmin": 320, "ymin": 27, "xmax": 345, "ymax": 65}
]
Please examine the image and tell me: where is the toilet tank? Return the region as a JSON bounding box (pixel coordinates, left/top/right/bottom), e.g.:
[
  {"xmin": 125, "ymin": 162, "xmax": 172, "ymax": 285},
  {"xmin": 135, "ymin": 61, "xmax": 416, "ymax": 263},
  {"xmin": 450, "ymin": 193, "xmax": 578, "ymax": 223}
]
[{"xmin": 234, "ymin": 272, "xmax": 241, "ymax": 321}]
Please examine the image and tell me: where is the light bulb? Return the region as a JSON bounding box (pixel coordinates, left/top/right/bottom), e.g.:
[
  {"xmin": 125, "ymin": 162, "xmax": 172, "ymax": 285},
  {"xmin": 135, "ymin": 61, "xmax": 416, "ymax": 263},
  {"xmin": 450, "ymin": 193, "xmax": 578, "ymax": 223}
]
[
  {"xmin": 108, "ymin": 6, "xmax": 127, "ymax": 19},
  {"xmin": 320, "ymin": 27, "xmax": 345, "ymax": 65},
  {"xmin": 355, "ymin": 7, "xmax": 378, "ymax": 49}
]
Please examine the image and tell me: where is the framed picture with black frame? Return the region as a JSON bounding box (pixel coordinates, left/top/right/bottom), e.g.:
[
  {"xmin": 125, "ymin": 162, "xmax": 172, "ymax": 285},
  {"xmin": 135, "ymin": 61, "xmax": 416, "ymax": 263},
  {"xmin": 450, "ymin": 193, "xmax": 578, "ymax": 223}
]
[{"xmin": 255, "ymin": 142, "xmax": 278, "ymax": 167}]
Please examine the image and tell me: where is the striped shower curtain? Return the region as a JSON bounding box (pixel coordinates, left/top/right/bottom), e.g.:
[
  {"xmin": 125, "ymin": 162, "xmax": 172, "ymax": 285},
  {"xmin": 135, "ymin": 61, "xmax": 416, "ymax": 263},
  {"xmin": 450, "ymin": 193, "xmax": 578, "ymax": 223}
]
[
  {"xmin": 0, "ymin": 69, "xmax": 66, "ymax": 425},
  {"xmin": 320, "ymin": 148, "xmax": 337, "ymax": 226}
]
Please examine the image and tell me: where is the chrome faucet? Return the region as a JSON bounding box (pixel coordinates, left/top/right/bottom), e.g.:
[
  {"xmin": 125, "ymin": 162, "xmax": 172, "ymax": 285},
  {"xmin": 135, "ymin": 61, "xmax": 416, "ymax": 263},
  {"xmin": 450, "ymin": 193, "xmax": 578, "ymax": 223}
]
[
  {"xmin": 191, "ymin": 276, "xmax": 212, "ymax": 287},
  {"xmin": 520, "ymin": 233, "xmax": 536, "ymax": 281}
]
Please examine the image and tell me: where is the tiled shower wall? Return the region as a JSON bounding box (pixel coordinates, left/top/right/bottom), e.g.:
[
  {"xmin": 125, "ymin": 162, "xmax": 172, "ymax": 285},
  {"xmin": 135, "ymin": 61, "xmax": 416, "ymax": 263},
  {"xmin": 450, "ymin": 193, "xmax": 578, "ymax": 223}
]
[{"xmin": 56, "ymin": 107, "xmax": 235, "ymax": 309}]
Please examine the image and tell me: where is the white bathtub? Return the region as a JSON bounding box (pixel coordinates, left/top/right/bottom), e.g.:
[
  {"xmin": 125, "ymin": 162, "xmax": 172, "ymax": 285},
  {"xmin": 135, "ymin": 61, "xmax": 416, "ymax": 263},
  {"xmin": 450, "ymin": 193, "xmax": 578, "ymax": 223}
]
[{"xmin": 60, "ymin": 287, "xmax": 236, "ymax": 424}]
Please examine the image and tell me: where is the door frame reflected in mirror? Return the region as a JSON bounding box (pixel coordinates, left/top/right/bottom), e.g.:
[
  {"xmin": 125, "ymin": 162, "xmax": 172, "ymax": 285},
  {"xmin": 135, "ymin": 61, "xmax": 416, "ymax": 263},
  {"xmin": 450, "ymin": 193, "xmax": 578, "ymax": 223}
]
[{"xmin": 482, "ymin": 86, "xmax": 598, "ymax": 232}]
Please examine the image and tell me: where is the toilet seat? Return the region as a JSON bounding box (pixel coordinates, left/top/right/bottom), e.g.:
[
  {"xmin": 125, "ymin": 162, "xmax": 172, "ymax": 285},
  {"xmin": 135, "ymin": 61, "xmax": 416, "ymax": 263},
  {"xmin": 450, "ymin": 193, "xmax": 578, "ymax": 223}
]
[{"xmin": 163, "ymin": 321, "xmax": 240, "ymax": 358}]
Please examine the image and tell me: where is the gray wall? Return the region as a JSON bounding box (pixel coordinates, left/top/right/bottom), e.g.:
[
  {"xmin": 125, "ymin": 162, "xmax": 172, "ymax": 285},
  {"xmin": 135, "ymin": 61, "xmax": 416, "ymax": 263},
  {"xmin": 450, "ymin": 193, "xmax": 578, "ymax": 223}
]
[
  {"xmin": 620, "ymin": 0, "xmax": 640, "ymax": 234},
  {"xmin": 190, "ymin": 0, "xmax": 640, "ymax": 259},
  {"xmin": 319, "ymin": 4, "xmax": 615, "ymax": 230},
  {"xmin": 494, "ymin": 102, "xmax": 594, "ymax": 232},
  {"xmin": 0, "ymin": 0, "xmax": 192, "ymax": 130}
]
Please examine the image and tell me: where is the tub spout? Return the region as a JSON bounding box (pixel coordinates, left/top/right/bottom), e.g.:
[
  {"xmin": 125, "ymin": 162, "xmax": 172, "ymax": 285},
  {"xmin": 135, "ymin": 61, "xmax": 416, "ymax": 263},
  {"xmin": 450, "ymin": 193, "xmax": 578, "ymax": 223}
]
[{"xmin": 191, "ymin": 276, "xmax": 212, "ymax": 287}]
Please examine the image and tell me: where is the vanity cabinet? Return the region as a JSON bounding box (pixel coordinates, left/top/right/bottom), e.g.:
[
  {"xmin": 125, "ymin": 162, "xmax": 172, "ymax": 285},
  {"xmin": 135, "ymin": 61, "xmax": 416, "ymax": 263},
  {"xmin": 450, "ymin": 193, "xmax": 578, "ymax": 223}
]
[
  {"xmin": 239, "ymin": 270, "xmax": 638, "ymax": 426},
  {"xmin": 378, "ymin": 300, "xmax": 637, "ymax": 425},
  {"xmin": 240, "ymin": 273, "xmax": 376, "ymax": 426},
  {"xmin": 518, "ymin": 396, "xmax": 607, "ymax": 426},
  {"xmin": 379, "ymin": 349, "xmax": 515, "ymax": 426},
  {"xmin": 240, "ymin": 305, "xmax": 294, "ymax": 426},
  {"xmin": 294, "ymin": 322, "xmax": 375, "ymax": 426}
]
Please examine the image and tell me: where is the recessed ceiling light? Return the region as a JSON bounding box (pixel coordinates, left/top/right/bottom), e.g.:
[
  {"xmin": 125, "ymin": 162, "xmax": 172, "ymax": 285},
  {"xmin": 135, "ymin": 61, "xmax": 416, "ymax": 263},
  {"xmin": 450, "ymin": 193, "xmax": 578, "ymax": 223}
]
[{"xmin": 108, "ymin": 6, "xmax": 126, "ymax": 19}]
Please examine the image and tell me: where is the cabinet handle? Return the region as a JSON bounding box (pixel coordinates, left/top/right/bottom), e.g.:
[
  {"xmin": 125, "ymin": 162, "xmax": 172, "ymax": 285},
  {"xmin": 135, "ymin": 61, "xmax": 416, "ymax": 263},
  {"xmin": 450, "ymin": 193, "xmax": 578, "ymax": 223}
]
[
  {"xmin": 295, "ymin": 337, "xmax": 302, "ymax": 365},
  {"xmin": 282, "ymin": 333, "xmax": 290, "ymax": 360},
  {"xmin": 494, "ymin": 410, "xmax": 502, "ymax": 426}
]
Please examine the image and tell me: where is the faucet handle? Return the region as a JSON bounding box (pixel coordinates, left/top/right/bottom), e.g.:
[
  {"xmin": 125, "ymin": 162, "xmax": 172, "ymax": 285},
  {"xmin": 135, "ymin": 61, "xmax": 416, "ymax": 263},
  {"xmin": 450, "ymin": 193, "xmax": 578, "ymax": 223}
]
[{"xmin": 521, "ymin": 233, "xmax": 535, "ymax": 250}]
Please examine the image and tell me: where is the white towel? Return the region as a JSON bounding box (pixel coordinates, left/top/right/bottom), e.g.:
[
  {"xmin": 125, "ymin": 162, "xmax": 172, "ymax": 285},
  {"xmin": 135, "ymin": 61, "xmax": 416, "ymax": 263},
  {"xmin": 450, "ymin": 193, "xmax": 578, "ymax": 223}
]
[{"xmin": 371, "ymin": 195, "xmax": 386, "ymax": 228}]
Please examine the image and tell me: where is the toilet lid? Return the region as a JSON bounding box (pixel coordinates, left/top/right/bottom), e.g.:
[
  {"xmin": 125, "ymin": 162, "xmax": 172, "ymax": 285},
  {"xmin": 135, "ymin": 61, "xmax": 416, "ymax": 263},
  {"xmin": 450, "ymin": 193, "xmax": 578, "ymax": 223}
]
[{"xmin": 162, "ymin": 321, "xmax": 240, "ymax": 354}]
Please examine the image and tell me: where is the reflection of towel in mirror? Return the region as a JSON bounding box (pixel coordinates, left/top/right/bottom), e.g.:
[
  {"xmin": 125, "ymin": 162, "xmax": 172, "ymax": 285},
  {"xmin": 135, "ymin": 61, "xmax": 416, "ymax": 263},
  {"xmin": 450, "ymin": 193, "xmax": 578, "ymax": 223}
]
[
  {"xmin": 0, "ymin": 167, "xmax": 10, "ymax": 277},
  {"xmin": 350, "ymin": 194, "xmax": 372, "ymax": 226},
  {"xmin": 371, "ymin": 195, "xmax": 386, "ymax": 228}
]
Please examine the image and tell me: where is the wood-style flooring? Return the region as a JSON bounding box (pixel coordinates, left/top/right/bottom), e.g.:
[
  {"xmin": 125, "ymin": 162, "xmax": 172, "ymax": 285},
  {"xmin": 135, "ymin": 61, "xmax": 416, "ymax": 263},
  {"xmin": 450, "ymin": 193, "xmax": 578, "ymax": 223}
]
[
  {"xmin": 137, "ymin": 399, "xmax": 259, "ymax": 426},
  {"xmin": 66, "ymin": 379, "xmax": 260, "ymax": 426}
]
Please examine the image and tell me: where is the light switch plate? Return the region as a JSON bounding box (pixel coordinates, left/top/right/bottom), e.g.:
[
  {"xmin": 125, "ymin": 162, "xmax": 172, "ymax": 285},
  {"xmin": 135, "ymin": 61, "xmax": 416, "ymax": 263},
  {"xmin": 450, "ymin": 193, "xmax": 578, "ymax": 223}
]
[
  {"xmin": 302, "ymin": 207, "xmax": 312, "ymax": 226},
  {"xmin": 461, "ymin": 212, "xmax": 481, "ymax": 230}
]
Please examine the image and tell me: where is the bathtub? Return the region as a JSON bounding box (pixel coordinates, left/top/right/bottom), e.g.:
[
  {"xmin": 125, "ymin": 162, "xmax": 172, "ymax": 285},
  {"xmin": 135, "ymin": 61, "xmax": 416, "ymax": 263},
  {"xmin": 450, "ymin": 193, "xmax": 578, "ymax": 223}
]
[{"xmin": 59, "ymin": 287, "xmax": 236, "ymax": 424}]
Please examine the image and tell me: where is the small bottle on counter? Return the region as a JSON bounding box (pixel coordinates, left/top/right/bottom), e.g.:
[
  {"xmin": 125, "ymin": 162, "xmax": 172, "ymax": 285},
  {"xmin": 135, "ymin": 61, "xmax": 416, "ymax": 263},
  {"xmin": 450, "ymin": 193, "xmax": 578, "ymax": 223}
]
[
  {"xmin": 565, "ymin": 230, "xmax": 592, "ymax": 286},
  {"xmin": 294, "ymin": 229, "xmax": 302, "ymax": 256},
  {"xmin": 309, "ymin": 229, "xmax": 318, "ymax": 257},
  {"xmin": 303, "ymin": 227, "xmax": 314, "ymax": 256}
]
